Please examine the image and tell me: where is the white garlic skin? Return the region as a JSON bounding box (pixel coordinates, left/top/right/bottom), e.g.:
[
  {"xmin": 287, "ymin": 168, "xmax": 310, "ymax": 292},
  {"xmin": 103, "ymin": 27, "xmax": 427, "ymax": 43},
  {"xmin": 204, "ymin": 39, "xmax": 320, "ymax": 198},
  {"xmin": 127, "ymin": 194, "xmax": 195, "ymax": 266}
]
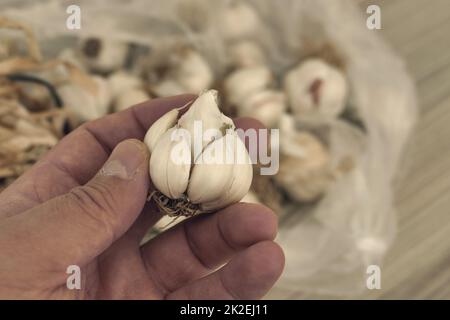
[
  {"xmin": 239, "ymin": 90, "xmax": 287, "ymax": 128},
  {"xmin": 220, "ymin": 1, "xmax": 260, "ymax": 41},
  {"xmin": 172, "ymin": 49, "xmax": 213, "ymax": 94},
  {"xmin": 149, "ymin": 128, "xmax": 192, "ymax": 199},
  {"xmin": 284, "ymin": 58, "xmax": 348, "ymax": 118},
  {"xmin": 224, "ymin": 66, "xmax": 272, "ymax": 106},
  {"xmin": 228, "ymin": 40, "xmax": 266, "ymax": 68},
  {"xmin": 79, "ymin": 37, "xmax": 128, "ymax": 73}
]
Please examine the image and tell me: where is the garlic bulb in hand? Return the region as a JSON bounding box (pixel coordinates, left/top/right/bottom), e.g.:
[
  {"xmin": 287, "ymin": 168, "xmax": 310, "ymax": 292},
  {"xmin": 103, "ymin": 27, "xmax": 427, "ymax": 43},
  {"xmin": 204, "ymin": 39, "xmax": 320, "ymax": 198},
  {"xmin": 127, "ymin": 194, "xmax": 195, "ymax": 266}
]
[
  {"xmin": 284, "ymin": 58, "xmax": 348, "ymax": 119},
  {"xmin": 144, "ymin": 90, "xmax": 253, "ymax": 216}
]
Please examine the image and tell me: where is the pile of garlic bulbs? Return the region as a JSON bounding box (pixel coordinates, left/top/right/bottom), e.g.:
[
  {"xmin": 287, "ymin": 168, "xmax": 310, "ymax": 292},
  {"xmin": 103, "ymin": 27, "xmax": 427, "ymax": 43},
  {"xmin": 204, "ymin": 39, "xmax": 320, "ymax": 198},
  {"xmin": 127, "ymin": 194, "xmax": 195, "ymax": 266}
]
[
  {"xmin": 1, "ymin": 1, "xmax": 358, "ymax": 214},
  {"xmin": 144, "ymin": 90, "xmax": 253, "ymax": 216}
]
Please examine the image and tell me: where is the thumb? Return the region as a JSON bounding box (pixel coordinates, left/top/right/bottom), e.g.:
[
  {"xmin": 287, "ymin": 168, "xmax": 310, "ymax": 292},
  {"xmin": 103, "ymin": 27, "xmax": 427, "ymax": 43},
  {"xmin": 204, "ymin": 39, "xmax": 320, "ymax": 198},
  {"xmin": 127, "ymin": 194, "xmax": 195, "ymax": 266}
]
[{"xmin": 15, "ymin": 139, "xmax": 150, "ymax": 269}]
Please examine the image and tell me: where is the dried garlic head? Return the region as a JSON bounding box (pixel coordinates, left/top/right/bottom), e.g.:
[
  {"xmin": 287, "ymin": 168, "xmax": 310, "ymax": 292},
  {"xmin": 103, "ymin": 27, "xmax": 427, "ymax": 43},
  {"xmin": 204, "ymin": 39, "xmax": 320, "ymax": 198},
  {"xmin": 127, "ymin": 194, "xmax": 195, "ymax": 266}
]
[
  {"xmin": 284, "ymin": 58, "xmax": 348, "ymax": 119},
  {"xmin": 144, "ymin": 90, "xmax": 253, "ymax": 216},
  {"xmin": 228, "ymin": 40, "xmax": 266, "ymax": 68},
  {"xmin": 79, "ymin": 37, "xmax": 128, "ymax": 73},
  {"xmin": 238, "ymin": 89, "xmax": 287, "ymax": 128},
  {"xmin": 275, "ymin": 114, "xmax": 333, "ymax": 202},
  {"xmin": 224, "ymin": 66, "xmax": 273, "ymax": 106}
]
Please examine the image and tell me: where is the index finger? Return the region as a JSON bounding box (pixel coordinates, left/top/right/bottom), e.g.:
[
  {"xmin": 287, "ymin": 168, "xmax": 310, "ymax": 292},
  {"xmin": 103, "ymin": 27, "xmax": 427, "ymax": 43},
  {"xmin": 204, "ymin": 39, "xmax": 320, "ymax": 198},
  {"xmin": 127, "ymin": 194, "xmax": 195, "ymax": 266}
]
[{"xmin": 0, "ymin": 95, "xmax": 195, "ymax": 218}]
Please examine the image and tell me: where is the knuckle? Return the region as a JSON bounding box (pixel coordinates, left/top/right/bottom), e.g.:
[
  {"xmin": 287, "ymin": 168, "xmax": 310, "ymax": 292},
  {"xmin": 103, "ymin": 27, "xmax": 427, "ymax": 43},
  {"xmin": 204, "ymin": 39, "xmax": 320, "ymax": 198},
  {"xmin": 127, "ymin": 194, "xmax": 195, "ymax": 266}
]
[{"xmin": 68, "ymin": 183, "xmax": 119, "ymax": 243}]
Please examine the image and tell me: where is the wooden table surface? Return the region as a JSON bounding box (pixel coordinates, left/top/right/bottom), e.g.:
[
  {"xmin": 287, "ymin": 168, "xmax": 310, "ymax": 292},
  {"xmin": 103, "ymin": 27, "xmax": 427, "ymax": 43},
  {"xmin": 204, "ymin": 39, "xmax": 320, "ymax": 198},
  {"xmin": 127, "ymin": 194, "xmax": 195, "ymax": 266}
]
[{"xmin": 267, "ymin": 0, "xmax": 450, "ymax": 299}]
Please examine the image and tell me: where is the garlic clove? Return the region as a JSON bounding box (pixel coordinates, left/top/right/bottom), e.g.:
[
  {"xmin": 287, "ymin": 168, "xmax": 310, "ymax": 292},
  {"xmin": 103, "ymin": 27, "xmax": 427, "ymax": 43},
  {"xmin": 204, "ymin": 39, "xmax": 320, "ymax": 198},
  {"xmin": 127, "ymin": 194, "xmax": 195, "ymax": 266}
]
[
  {"xmin": 144, "ymin": 108, "xmax": 179, "ymax": 154},
  {"xmin": 149, "ymin": 128, "xmax": 191, "ymax": 199},
  {"xmin": 201, "ymin": 132, "xmax": 253, "ymax": 211},
  {"xmin": 178, "ymin": 90, "xmax": 235, "ymax": 158},
  {"xmin": 239, "ymin": 90, "xmax": 287, "ymax": 128},
  {"xmin": 224, "ymin": 66, "xmax": 272, "ymax": 106},
  {"xmin": 284, "ymin": 58, "xmax": 348, "ymax": 119},
  {"xmin": 113, "ymin": 88, "xmax": 150, "ymax": 112},
  {"xmin": 187, "ymin": 132, "xmax": 237, "ymax": 204}
]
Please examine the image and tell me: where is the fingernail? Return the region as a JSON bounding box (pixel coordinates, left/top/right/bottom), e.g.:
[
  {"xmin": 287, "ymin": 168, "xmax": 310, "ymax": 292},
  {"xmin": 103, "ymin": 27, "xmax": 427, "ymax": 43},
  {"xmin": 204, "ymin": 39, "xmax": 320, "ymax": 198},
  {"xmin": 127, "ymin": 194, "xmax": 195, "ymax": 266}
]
[{"xmin": 100, "ymin": 140, "xmax": 147, "ymax": 179}]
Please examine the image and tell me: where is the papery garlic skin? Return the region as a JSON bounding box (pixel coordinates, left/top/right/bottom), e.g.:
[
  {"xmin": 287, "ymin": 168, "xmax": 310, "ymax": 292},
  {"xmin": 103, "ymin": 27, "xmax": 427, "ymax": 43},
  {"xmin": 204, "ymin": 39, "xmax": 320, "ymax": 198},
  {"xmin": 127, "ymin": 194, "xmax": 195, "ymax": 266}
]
[
  {"xmin": 149, "ymin": 128, "xmax": 192, "ymax": 199},
  {"xmin": 284, "ymin": 58, "xmax": 348, "ymax": 118},
  {"xmin": 239, "ymin": 90, "xmax": 286, "ymax": 128},
  {"xmin": 224, "ymin": 66, "xmax": 272, "ymax": 106},
  {"xmin": 144, "ymin": 108, "xmax": 179, "ymax": 154}
]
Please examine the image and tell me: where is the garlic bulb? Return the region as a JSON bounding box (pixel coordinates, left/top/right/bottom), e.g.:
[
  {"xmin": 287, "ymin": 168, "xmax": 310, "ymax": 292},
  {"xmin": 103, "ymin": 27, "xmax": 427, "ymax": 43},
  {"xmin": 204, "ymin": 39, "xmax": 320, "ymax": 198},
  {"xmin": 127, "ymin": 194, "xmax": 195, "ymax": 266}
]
[
  {"xmin": 238, "ymin": 90, "xmax": 286, "ymax": 128},
  {"xmin": 107, "ymin": 71, "xmax": 143, "ymax": 99},
  {"xmin": 228, "ymin": 40, "xmax": 266, "ymax": 68},
  {"xmin": 284, "ymin": 58, "xmax": 348, "ymax": 119},
  {"xmin": 240, "ymin": 190, "xmax": 261, "ymax": 204},
  {"xmin": 172, "ymin": 48, "xmax": 213, "ymax": 94},
  {"xmin": 219, "ymin": 1, "xmax": 260, "ymax": 41},
  {"xmin": 150, "ymin": 48, "xmax": 213, "ymax": 97},
  {"xmin": 275, "ymin": 120, "xmax": 333, "ymax": 202},
  {"xmin": 144, "ymin": 90, "xmax": 253, "ymax": 216},
  {"xmin": 114, "ymin": 88, "xmax": 150, "ymax": 112},
  {"xmin": 78, "ymin": 37, "xmax": 128, "ymax": 73},
  {"xmin": 58, "ymin": 75, "xmax": 111, "ymax": 122},
  {"xmin": 224, "ymin": 66, "xmax": 273, "ymax": 106}
]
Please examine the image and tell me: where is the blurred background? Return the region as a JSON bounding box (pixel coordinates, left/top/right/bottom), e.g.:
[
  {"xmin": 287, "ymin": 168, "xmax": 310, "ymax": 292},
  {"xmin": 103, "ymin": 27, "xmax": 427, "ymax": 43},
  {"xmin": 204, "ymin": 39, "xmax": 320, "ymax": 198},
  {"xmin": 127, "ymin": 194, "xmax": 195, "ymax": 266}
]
[
  {"xmin": 0, "ymin": 0, "xmax": 449, "ymax": 299},
  {"xmin": 267, "ymin": 0, "xmax": 450, "ymax": 299}
]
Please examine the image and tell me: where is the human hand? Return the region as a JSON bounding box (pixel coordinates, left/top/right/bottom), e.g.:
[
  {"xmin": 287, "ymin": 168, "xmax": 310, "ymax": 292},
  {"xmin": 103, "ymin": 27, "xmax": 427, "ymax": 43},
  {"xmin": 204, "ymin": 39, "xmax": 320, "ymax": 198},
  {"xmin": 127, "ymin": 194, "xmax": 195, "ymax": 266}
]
[{"xmin": 0, "ymin": 95, "xmax": 284, "ymax": 299}]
